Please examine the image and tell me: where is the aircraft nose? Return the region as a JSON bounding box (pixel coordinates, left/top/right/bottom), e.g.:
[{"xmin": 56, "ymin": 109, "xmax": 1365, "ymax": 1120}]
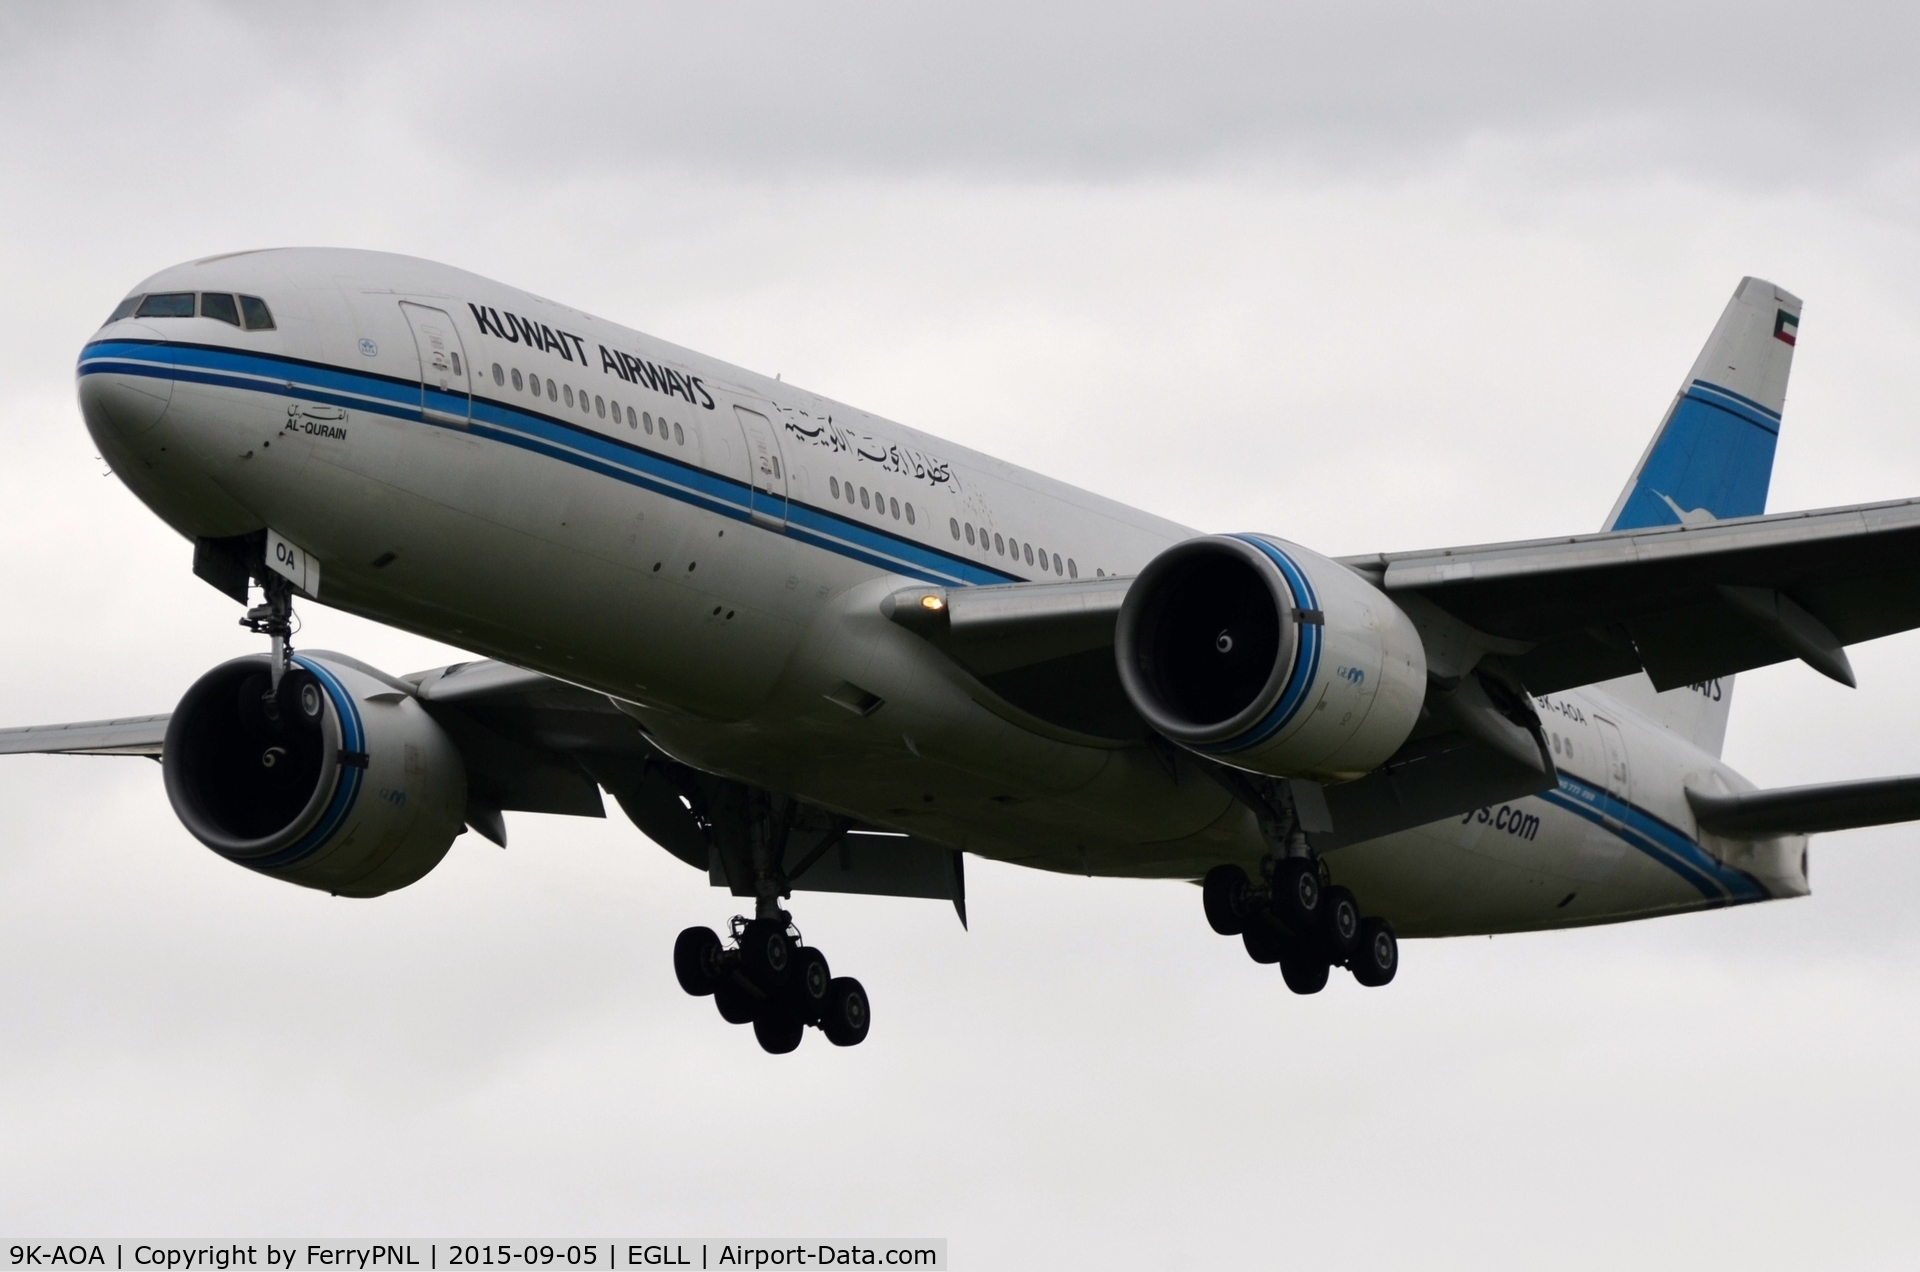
[{"xmin": 77, "ymin": 321, "xmax": 174, "ymax": 439}]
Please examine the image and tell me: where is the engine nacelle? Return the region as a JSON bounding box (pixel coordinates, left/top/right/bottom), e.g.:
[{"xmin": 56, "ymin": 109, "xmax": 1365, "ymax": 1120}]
[
  {"xmin": 1115, "ymin": 535, "xmax": 1426, "ymax": 781},
  {"xmin": 162, "ymin": 652, "xmax": 468, "ymax": 897}
]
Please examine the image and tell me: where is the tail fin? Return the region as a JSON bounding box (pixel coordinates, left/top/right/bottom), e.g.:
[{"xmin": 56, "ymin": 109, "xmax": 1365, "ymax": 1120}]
[
  {"xmin": 1603, "ymin": 276, "xmax": 1801, "ymax": 532},
  {"xmin": 1595, "ymin": 277, "xmax": 1802, "ymax": 756}
]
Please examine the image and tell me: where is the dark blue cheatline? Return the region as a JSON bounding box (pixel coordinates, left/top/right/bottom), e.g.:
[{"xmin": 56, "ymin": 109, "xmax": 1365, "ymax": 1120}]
[
  {"xmin": 78, "ymin": 339, "xmax": 1021, "ymax": 589},
  {"xmin": 1539, "ymin": 774, "xmax": 1771, "ymax": 905}
]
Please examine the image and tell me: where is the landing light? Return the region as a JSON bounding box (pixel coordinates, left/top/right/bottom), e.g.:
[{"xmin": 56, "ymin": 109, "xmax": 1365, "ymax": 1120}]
[{"xmin": 920, "ymin": 595, "xmax": 946, "ymax": 611}]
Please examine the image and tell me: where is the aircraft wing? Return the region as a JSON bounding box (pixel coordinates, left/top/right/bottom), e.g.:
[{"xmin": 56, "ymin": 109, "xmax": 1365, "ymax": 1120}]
[
  {"xmin": 0, "ymin": 656, "xmax": 963, "ymax": 909},
  {"xmin": 1346, "ymin": 494, "xmax": 1920, "ymax": 693},
  {"xmin": 1689, "ymin": 774, "xmax": 1920, "ymax": 837},
  {"xmin": 0, "ymin": 715, "xmax": 170, "ymax": 757}
]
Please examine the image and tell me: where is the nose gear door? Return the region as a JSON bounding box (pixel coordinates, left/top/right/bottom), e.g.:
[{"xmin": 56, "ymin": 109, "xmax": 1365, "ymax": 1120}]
[
  {"xmin": 734, "ymin": 404, "xmax": 788, "ymax": 530},
  {"xmin": 399, "ymin": 302, "xmax": 472, "ymax": 428}
]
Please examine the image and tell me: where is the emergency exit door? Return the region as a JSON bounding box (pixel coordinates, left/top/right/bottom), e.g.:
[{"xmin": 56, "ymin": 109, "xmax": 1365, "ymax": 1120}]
[{"xmin": 735, "ymin": 405, "xmax": 788, "ymax": 529}]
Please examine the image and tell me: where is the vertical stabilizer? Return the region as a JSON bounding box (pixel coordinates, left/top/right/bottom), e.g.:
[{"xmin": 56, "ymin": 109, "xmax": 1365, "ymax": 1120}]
[
  {"xmin": 1595, "ymin": 277, "xmax": 1801, "ymax": 756},
  {"xmin": 1603, "ymin": 276, "xmax": 1800, "ymax": 532}
]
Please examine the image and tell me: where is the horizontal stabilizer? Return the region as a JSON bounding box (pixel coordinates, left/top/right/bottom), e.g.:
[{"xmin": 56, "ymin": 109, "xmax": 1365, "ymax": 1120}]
[{"xmin": 1688, "ymin": 773, "xmax": 1920, "ymax": 837}]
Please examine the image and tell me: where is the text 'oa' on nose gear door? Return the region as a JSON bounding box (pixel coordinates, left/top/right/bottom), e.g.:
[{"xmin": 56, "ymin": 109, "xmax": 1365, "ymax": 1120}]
[
  {"xmin": 1595, "ymin": 716, "xmax": 1632, "ymax": 829},
  {"xmin": 400, "ymin": 302, "xmax": 472, "ymax": 428},
  {"xmin": 735, "ymin": 405, "xmax": 788, "ymax": 530}
]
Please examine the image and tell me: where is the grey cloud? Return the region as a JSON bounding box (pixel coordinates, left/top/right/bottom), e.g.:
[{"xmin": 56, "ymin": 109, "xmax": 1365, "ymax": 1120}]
[{"xmin": 8, "ymin": 2, "xmax": 1920, "ymax": 187}]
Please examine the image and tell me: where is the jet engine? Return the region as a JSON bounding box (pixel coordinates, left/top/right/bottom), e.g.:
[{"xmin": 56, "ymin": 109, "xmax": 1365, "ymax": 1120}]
[
  {"xmin": 162, "ymin": 652, "xmax": 467, "ymax": 897},
  {"xmin": 1115, "ymin": 535, "xmax": 1426, "ymax": 781}
]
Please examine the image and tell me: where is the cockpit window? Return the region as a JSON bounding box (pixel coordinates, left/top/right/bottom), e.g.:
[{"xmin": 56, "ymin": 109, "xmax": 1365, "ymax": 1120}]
[
  {"xmin": 106, "ymin": 295, "xmax": 141, "ymax": 324},
  {"xmin": 239, "ymin": 295, "xmax": 275, "ymax": 330},
  {"xmin": 200, "ymin": 293, "xmax": 241, "ymax": 326},
  {"xmin": 135, "ymin": 293, "xmax": 196, "ymax": 318}
]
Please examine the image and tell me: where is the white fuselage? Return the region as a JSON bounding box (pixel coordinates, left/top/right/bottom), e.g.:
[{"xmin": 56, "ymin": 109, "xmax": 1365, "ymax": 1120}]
[{"xmin": 75, "ymin": 249, "xmax": 1808, "ymax": 937}]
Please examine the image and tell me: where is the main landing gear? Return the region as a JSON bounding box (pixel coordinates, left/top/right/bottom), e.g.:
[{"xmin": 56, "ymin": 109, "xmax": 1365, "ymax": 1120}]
[
  {"xmin": 1203, "ymin": 861, "xmax": 1399, "ymax": 993},
  {"xmin": 673, "ymin": 914, "xmax": 871, "ymax": 1053}
]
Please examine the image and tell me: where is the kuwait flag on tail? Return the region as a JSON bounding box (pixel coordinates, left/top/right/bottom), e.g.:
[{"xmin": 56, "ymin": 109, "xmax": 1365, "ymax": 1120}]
[{"xmin": 1774, "ymin": 308, "xmax": 1799, "ymax": 345}]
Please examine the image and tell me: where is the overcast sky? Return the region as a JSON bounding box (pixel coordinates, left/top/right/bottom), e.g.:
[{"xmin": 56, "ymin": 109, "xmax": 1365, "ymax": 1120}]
[{"xmin": 5, "ymin": 3, "xmax": 1920, "ymax": 1267}]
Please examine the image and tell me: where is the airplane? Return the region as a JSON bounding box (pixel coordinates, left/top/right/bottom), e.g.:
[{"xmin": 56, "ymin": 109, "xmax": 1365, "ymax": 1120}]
[{"xmin": 9, "ymin": 251, "xmax": 1920, "ymax": 1056}]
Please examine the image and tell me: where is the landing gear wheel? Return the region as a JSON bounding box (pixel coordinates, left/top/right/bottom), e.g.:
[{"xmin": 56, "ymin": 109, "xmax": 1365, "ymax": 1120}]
[
  {"xmin": 1241, "ymin": 919, "xmax": 1285, "ymax": 965},
  {"xmin": 752, "ymin": 1012, "xmax": 805, "ymax": 1055},
  {"xmin": 821, "ymin": 976, "xmax": 871, "ymax": 1047},
  {"xmin": 673, "ymin": 926, "xmax": 722, "ymax": 997},
  {"xmin": 1278, "ymin": 943, "xmax": 1331, "ymax": 995},
  {"xmin": 1203, "ymin": 864, "xmax": 1253, "ymax": 935},
  {"xmin": 1268, "ymin": 858, "xmax": 1321, "ymax": 936},
  {"xmin": 739, "ymin": 918, "xmax": 792, "ymax": 991},
  {"xmin": 1318, "ymin": 886, "xmax": 1361, "ymax": 964},
  {"xmin": 1350, "ymin": 917, "xmax": 1399, "ymax": 987},
  {"xmin": 785, "ymin": 946, "xmax": 832, "ymax": 1024},
  {"xmin": 714, "ymin": 979, "xmax": 757, "ymax": 1024}
]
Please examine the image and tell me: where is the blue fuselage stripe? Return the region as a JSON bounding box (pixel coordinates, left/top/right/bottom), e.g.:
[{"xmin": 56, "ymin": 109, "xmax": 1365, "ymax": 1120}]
[
  {"xmin": 1538, "ymin": 774, "xmax": 1770, "ymax": 905},
  {"xmin": 78, "ymin": 339, "xmax": 1023, "ymax": 589}
]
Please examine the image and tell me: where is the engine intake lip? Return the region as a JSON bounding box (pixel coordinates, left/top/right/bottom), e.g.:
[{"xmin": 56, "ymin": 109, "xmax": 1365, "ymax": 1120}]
[
  {"xmin": 1116, "ymin": 535, "xmax": 1307, "ymax": 748},
  {"xmin": 162, "ymin": 653, "xmax": 355, "ymax": 861}
]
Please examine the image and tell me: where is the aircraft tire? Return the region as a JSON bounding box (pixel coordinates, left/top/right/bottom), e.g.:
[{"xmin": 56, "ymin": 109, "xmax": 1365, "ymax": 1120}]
[
  {"xmin": 1269, "ymin": 858, "xmax": 1321, "ymax": 936},
  {"xmin": 785, "ymin": 945, "xmax": 833, "ymax": 1025},
  {"xmin": 1241, "ymin": 919, "xmax": 1285, "ymax": 964},
  {"xmin": 1278, "ymin": 945, "xmax": 1331, "ymax": 995},
  {"xmin": 673, "ymin": 926, "xmax": 722, "ymax": 997},
  {"xmin": 821, "ymin": 977, "xmax": 871, "ymax": 1047},
  {"xmin": 1319, "ymin": 886, "xmax": 1361, "ymax": 964},
  {"xmin": 753, "ymin": 1012, "xmax": 805, "ymax": 1055},
  {"xmin": 1202, "ymin": 864, "xmax": 1252, "ymax": 935},
  {"xmin": 714, "ymin": 979, "xmax": 758, "ymax": 1024},
  {"xmin": 1350, "ymin": 918, "xmax": 1399, "ymax": 988},
  {"xmin": 739, "ymin": 918, "xmax": 793, "ymax": 991}
]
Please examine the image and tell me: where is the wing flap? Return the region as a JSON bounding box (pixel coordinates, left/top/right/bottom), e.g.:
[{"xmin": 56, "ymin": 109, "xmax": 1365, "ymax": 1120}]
[{"xmin": 1357, "ymin": 496, "xmax": 1920, "ymax": 693}]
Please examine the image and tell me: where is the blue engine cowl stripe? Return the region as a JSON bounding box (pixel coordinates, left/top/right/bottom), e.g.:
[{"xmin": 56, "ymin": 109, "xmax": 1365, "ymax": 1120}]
[
  {"xmin": 1192, "ymin": 536, "xmax": 1322, "ymax": 756},
  {"xmin": 239, "ymin": 656, "xmax": 365, "ymax": 872}
]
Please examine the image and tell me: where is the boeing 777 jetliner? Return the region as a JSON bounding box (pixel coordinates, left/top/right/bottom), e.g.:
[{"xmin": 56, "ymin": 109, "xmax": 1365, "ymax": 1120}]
[{"xmin": 9, "ymin": 252, "xmax": 1920, "ymax": 1053}]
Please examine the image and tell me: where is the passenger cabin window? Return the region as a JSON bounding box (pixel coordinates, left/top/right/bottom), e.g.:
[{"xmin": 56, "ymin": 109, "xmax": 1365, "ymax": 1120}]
[
  {"xmin": 449, "ymin": 352, "xmax": 462, "ymax": 376},
  {"xmin": 830, "ymin": 477, "xmax": 841, "ymax": 498},
  {"xmin": 492, "ymin": 363, "xmax": 505, "ymax": 386},
  {"xmin": 1024, "ymin": 544, "xmax": 1034, "ymax": 566},
  {"xmin": 239, "ymin": 295, "xmax": 275, "ymax": 330},
  {"xmin": 950, "ymin": 518, "xmax": 961, "ymax": 540},
  {"xmin": 674, "ymin": 422, "xmax": 684, "ymax": 444},
  {"xmin": 136, "ymin": 293, "xmax": 195, "ymax": 318},
  {"xmin": 106, "ymin": 295, "xmax": 141, "ymax": 324},
  {"xmin": 199, "ymin": 293, "xmax": 241, "ymax": 326},
  {"xmin": 1068, "ymin": 559, "xmax": 1078, "ymax": 578},
  {"xmin": 905, "ymin": 503, "xmax": 915, "ymax": 525}
]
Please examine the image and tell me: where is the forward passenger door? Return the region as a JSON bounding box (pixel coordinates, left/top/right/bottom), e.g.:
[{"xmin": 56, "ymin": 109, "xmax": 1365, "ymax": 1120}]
[{"xmin": 400, "ymin": 302, "xmax": 472, "ymax": 428}]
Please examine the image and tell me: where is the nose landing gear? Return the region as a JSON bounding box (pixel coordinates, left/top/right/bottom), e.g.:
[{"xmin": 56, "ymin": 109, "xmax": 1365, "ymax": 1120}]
[{"xmin": 674, "ymin": 914, "xmax": 871, "ymax": 1053}]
